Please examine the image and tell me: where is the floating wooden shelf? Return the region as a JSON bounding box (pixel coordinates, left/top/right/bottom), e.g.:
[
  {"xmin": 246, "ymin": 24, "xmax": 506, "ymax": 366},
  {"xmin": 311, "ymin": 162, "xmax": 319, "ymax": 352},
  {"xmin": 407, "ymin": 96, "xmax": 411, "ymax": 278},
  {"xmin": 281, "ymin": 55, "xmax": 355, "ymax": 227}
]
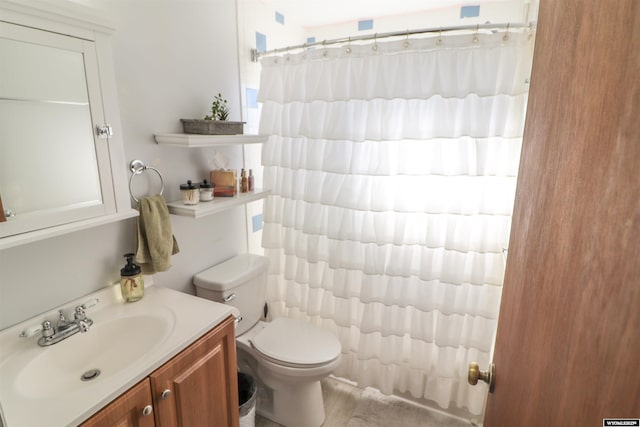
[
  {"xmin": 154, "ymin": 133, "xmax": 268, "ymax": 147},
  {"xmin": 166, "ymin": 189, "xmax": 270, "ymax": 218}
]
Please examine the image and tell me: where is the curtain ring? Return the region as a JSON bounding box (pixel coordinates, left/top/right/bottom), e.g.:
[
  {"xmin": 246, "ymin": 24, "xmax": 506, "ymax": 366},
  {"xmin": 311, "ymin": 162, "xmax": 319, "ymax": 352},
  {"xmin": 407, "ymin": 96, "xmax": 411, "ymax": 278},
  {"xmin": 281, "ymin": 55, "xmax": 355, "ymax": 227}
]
[
  {"xmin": 285, "ymin": 46, "xmax": 290, "ymax": 61},
  {"xmin": 403, "ymin": 29, "xmax": 410, "ymax": 48},
  {"xmin": 472, "ymin": 24, "xmax": 479, "ymax": 43},
  {"xmin": 436, "ymin": 28, "xmax": 443, "ymax": 46},
  {"xmin": 372, "ymin": 33, "xmax": 378, "ymax": 51},
  {"xmin": 503, "ymin": 22, "xmax": 510, "ymax": 41},
  {"xmin": 323, "ymin": 40, "xmax": 328, "ymax": 57},
  {"xmin": 346, "ymin": 36, "xmax": 352, "ymax": 53}
]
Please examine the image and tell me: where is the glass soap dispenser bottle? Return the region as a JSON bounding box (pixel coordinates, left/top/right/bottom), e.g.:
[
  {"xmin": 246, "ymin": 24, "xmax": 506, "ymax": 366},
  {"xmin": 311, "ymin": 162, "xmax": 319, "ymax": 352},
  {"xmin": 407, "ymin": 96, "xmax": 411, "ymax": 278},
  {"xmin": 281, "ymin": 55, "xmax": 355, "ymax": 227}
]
[{"xmin": 120, "ymin": 253, "xmax": 144, "ymax": 302}]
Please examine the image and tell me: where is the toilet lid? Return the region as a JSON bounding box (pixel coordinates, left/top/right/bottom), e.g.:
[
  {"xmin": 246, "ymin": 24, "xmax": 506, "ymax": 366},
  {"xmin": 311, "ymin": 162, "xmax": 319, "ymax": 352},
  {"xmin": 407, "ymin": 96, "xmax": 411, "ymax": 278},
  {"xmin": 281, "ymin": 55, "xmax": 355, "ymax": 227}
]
[{"xmin": 251, "ymin": 318, "xmax": 341, "ymax": 367}]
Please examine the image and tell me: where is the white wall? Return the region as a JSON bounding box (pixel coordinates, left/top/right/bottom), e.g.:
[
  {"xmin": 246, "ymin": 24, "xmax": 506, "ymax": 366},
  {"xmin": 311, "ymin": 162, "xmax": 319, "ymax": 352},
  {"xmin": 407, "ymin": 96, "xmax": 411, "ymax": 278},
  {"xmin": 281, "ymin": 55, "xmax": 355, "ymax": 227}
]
[
  {"xmin": 0, "ymin": 0, "xmax": 248, "ymax": 330},
  {"xmin": 236, "ymin": 0, "xmax": 305, "ymax": 254}
]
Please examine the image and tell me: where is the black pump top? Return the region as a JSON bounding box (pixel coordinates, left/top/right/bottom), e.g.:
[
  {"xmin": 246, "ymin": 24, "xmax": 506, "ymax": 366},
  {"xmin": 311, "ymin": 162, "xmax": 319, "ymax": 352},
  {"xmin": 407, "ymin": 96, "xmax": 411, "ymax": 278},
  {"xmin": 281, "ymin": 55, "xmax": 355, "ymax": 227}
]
[{"xmin": 121, "ymin": 253, "xmax": 141, "ymax": 276}]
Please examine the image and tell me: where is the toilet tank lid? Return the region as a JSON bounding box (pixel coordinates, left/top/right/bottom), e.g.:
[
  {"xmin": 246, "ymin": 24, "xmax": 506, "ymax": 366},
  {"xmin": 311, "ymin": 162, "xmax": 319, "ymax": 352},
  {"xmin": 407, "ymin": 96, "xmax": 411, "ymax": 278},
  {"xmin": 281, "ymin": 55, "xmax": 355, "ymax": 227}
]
[{"xmin": 193, "ymin": 254, "xmax": 269, "ymax": 291}]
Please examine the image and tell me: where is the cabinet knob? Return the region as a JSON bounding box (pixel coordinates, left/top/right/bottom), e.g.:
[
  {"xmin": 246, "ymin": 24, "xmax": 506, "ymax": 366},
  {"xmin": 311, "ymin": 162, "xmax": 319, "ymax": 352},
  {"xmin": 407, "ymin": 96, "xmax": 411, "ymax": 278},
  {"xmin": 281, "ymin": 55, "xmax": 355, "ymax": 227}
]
[
  {"xmin": 161, "ymin": 389, "xmax": 172, "ymax": 400},
  {"xmin": 142, "ymin": 405, "xmax": 153, "ymax": 417}
]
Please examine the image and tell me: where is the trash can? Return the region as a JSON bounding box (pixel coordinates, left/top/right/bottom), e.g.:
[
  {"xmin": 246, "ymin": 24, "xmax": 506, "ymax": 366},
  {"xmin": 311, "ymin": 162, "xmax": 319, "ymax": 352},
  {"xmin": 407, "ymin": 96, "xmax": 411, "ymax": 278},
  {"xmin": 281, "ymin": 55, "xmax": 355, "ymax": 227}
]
[{"xmin": 238, "ymin": 372, "xmax": 257, "ymax": 427}]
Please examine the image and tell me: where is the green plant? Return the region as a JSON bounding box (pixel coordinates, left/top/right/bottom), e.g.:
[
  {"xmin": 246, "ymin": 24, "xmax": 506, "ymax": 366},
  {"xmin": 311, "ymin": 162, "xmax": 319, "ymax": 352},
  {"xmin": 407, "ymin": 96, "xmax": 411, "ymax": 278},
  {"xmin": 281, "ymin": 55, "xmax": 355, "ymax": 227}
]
[{"xmin": 204, "ymin": 93, "xmax": 229, "ymax": 121}]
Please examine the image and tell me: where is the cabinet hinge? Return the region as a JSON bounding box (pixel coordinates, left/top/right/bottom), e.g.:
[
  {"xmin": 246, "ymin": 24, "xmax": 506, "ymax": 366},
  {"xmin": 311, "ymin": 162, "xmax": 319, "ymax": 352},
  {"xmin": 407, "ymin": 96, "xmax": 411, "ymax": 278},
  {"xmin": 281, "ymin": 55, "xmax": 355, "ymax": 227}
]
[{"xmin": 96, "ymin": 124, "xmax": 113, "ymax": 139}]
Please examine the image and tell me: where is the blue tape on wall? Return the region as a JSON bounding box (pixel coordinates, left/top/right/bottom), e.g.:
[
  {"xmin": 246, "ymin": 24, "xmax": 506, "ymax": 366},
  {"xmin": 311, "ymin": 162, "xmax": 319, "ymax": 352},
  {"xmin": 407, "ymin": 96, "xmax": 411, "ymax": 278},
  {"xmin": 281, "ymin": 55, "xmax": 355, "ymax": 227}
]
[
  {"xmin": 252, "ymin": 214, "xmax": 263, "ymax": 232},
  {"xmin": 460, "ymin": 5, "xmax": 480, "ymax": 18},
  {"xmin": 307, "ymin": 36, "xmax": 316, "ymax": 44},
  {"xmin": 358, "ymin": 19, "xmax": 374, "ymax": 31},
  {"xmin": 246, "ymin": 88, "xmax": 258, "ymax": 108},
  {"xmin": 275, "ymin": 11, "xmax": 285, "ymax": 25},
  {"xmin": 256, "ymin": 32, "xmax": 267, "ymax": 53}
]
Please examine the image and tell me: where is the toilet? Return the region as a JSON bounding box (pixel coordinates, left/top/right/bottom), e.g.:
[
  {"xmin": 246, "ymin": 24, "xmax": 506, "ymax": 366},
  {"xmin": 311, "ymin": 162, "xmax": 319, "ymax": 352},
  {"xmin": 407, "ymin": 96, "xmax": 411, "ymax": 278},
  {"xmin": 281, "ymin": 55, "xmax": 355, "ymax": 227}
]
[{"xmin": 193, "ymin": 254, "xmax": 341, "ymax": 427}]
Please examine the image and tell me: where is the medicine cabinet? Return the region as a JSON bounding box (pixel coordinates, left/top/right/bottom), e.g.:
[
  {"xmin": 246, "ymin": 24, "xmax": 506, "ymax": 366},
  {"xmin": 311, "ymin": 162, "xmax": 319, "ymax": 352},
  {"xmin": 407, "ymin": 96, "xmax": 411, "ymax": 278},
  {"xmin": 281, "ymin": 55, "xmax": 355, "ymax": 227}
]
[{"xmin": 0, "ymin": 0, "xmax": 137, "ymax": 250}]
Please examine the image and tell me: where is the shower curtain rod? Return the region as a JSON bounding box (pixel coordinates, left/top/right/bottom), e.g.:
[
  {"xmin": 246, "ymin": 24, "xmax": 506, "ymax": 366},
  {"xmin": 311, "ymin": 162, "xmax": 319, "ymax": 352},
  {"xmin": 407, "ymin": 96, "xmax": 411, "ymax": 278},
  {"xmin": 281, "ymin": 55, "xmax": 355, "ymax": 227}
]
[{"xmin": 251, "ymin": 21, "xmax": 533, "ymax": 62}]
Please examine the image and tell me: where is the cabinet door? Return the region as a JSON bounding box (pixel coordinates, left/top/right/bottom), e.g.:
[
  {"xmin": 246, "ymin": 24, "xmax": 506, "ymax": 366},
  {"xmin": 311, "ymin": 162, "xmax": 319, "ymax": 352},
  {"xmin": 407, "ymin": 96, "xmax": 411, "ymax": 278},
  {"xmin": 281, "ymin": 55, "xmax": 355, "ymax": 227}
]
[
  {"xmin": 79, "ymin": 379, "xmax": 155, "ymax": 427},
  {"xmin": 0, "ymin": 21, "xmax": 117, "ymax": 239},
  {"xmin": 151, "ymin": 316, "xmax": 239, "ymax": 427}
]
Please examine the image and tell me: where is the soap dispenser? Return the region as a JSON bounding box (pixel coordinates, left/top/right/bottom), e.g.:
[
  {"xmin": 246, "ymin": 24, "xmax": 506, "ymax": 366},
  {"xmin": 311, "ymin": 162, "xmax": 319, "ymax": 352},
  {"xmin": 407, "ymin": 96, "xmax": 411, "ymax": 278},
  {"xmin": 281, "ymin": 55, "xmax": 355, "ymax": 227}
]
[{"xmin": 120, "ymin": 253, "xmax": 144, "ymax": 302}]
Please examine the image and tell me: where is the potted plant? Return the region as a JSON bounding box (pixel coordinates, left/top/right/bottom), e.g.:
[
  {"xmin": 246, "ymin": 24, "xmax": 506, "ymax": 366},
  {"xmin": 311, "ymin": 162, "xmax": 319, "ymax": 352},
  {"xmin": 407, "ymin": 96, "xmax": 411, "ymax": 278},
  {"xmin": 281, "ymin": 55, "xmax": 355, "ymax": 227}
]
[{"xmin": 181, "ymin": 93, "xmax": 245, "ymax": 135}]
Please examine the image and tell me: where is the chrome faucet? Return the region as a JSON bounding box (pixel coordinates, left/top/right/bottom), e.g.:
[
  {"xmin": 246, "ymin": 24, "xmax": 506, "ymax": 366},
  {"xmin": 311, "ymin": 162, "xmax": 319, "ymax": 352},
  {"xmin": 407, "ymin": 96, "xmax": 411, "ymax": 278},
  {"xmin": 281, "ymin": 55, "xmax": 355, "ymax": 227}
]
[{"xmin": 19, "ymin": 299, "xmax": 99, "ymax": 347}]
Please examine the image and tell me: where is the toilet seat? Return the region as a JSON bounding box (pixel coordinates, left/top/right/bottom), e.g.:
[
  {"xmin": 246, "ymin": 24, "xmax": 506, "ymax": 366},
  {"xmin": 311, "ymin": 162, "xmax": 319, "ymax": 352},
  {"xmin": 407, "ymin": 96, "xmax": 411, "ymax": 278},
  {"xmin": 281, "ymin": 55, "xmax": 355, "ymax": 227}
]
[{"xmin": 249, "ymin": 318, "xmax": 341, "ymax": 368}]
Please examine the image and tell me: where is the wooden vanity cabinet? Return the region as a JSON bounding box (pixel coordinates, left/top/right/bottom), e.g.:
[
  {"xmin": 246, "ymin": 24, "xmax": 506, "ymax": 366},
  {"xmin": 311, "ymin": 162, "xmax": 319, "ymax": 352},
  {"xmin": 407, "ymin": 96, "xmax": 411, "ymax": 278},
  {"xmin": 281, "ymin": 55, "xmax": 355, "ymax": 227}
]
[
  {"xmin": 151, "ymin": 315, "xmax": 239, "ymax": 427},
  {"xmin": 81, "ymin": 316, "xmax": 239, "ymax": 427},
  {"xmin": 80, "ymin": 378, "xmax": 155, "ymax": 427}
]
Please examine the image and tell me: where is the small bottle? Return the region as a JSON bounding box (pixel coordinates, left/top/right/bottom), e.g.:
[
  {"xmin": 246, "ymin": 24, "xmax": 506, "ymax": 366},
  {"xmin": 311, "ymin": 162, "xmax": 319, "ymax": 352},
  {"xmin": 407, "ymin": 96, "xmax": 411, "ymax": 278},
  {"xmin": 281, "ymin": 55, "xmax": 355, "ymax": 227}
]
[
  {"xmin": 180, "ymin": 180, "xmax": 200, "ymax": 205},
  {"xmin": 120, "ymin": 253, "xmax": 144, "ymax": 302},
  {"xmin": 240, "ymin": 169, "xmax": 248, "ymax": 193},
  {"xmin": 199, "ymin": 179, "xmax": 214, "ymax": 201},
  {"xmin": 248, "ymin": 169, "xmax": 254, "ymax": 192}
]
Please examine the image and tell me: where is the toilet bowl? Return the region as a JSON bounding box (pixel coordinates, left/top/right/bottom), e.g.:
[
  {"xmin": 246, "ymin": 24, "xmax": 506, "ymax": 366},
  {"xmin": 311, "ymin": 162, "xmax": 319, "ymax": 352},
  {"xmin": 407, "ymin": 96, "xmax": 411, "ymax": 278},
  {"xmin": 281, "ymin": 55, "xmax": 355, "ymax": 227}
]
[{"xmin": 193, "ymin": 254, "xmax": 341, "ymax": 427}]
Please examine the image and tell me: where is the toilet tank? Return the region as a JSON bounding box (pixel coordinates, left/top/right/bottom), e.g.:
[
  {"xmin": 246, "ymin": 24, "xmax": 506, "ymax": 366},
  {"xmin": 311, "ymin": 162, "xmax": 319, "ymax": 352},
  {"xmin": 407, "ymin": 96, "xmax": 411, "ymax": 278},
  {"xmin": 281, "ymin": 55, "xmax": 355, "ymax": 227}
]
[{"xmin": 193, "ymin": 254, "xmax": 269, "ymax": 336}]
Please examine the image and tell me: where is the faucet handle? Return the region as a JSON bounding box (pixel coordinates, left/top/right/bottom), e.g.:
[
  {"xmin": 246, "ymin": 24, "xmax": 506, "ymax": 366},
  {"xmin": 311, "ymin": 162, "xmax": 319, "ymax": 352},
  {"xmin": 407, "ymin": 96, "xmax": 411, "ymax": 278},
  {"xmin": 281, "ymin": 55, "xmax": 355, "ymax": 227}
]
[
  {"xmin": 42, "ymin": 320, "xmax": 55, "ymax": 338},
  {"xmin": 74, "ymin": 298, "xmax": 99, "ymax": 320},
  {"xmin": 74, "ymin": 306, "xmax": 86, "ymax": 320},
  {"xmin": 81, "ymin": 298, "xmax": 99, "ymax": 310},
  {"xmin": 19, "ymin": 320, "xmax": 55, "ymax": 338},
  {"xmin": 19, "ymin": 324, "xmax": 43, "ymax": 338}
]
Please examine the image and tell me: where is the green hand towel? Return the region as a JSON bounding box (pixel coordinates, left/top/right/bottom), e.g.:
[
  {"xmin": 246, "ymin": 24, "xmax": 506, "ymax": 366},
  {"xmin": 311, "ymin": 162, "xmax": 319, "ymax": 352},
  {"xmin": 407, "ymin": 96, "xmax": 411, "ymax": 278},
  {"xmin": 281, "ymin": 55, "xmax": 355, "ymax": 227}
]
[{"xmin": 135, "ymin": 195, "xmax": 179, "ymax": 274}]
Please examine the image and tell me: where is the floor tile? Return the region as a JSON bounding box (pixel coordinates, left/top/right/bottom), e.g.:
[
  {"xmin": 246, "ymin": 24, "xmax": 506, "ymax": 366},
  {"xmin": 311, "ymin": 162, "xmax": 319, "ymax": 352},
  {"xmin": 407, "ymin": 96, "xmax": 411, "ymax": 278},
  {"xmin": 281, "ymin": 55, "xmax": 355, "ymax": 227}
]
[{"xmin": 254, "ymin": 377, "xmax": 471, "ymax": 427}]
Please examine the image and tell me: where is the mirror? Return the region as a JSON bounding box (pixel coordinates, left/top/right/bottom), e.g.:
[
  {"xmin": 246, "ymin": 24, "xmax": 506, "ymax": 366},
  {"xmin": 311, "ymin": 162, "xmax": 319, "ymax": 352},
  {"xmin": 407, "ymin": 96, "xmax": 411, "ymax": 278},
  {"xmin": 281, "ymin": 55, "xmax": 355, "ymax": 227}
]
[
  {"xmin": 0, "ymin": 13, "xmax": 133, "ymax": 244},
  {"xmin": 0, "ymin": 30, "xmax": 102, "ymax": 213}
]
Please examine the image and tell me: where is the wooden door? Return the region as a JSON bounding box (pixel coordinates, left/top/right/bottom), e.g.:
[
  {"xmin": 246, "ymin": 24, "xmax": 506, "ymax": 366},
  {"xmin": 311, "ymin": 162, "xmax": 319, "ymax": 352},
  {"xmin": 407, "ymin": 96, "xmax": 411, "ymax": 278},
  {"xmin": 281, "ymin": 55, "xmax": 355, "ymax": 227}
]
[
  {"xmin": 151, "ymin": 316, "xmax": 239, "ymax": 427},
  {"xmin": 483, "ymin": 0, "xmax": 640, "ymax": 425},
  {"xmin": 79, "ymin": 379, "xmax": 155, "ymax": 427}
]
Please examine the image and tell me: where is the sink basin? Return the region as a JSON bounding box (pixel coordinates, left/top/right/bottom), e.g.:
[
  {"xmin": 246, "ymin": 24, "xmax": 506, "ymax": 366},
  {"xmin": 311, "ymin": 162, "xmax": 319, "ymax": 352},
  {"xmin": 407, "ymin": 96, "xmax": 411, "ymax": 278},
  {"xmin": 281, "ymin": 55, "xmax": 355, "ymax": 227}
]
[
  {"xmin": 0, "ymin": 283, "xmax": 236, "ymax": 426},
  {"xmin": 10, "ymin": 312, "xmax": 173, "ymax": 399}
]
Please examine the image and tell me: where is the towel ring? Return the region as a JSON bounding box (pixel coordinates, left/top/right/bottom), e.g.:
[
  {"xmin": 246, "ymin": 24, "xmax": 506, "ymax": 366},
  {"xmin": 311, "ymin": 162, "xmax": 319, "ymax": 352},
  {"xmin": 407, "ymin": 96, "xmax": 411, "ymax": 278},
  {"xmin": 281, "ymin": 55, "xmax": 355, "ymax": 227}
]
[{"xmin": 129, "ymin": 160, "xmax": 165, "ymax": 203}]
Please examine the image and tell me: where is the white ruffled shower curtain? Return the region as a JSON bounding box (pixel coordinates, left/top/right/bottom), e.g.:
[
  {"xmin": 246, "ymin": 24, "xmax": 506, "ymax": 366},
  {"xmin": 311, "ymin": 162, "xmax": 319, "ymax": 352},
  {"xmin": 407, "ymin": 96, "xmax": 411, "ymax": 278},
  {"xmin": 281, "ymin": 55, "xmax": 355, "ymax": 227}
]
[{"xmin": 259, "ymin": 30, "xmax": 534, "ymax": 414}]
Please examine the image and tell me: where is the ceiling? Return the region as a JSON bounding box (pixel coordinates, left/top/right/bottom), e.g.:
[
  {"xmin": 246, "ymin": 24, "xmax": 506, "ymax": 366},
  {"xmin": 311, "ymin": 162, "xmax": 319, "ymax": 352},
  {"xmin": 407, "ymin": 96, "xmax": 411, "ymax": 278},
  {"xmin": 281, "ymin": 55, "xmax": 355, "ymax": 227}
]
[{"xmin": 259, "ymin": 0, "xmax": 520, "ymax": 28}]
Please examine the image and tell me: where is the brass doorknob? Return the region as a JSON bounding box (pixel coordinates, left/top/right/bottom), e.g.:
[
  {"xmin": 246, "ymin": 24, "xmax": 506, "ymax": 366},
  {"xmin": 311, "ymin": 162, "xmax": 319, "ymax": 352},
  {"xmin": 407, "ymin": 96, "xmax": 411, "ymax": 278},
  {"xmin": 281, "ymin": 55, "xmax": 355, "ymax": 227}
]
[{"xmin": 468, "ymin": 362, "xmax": 496, "ymax": 393}]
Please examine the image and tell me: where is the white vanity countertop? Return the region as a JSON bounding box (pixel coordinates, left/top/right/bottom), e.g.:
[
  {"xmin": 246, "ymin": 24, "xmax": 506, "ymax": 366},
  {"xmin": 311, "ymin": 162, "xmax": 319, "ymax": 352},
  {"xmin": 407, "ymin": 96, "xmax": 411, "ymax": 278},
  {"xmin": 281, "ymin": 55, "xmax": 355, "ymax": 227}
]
[{"xmin": 0, "ymin": 282, "xmax": 236, "ymax": 427}]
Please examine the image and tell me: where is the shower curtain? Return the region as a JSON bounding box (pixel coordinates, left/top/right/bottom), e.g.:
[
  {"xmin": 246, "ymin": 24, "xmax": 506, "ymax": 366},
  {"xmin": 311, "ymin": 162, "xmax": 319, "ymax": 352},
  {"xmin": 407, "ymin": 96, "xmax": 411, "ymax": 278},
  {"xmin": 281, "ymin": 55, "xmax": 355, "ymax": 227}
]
[{"xmin": 258, "ymin": 30, "xmax": 534, "ymax": 414}]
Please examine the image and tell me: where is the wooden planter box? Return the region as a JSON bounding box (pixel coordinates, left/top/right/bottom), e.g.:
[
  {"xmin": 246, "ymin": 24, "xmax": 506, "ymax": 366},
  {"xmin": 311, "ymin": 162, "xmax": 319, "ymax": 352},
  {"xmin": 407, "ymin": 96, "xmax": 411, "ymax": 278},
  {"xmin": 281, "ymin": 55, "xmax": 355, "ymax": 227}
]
[{"xmin": 180, "ymin": 119, "xmax": 245, "ymax": 135}]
